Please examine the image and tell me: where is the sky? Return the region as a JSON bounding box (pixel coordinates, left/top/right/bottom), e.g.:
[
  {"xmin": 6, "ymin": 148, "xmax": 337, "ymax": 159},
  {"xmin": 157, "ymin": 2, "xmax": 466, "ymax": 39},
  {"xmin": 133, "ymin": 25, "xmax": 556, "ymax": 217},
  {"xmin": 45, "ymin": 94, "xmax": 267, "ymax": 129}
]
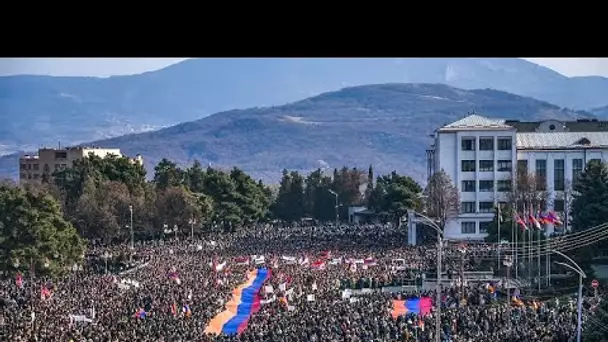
[{"xmin": 0, "ymin": 58, "xmax": 607, "ymax": 78}]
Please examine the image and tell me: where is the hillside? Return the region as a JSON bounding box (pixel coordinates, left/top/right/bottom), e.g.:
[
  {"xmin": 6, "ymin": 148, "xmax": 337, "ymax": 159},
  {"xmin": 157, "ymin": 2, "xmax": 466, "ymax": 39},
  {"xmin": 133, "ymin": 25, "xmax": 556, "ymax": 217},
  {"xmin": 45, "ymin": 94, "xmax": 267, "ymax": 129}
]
[
  {"xmin": 1, "ymin": 58, "xmax": 607, "ymax": 157},
  {"xmin": 0, "ymin": 84, "xmax": 593, "ymax": 183},
  {"xmin": 591, "ymin": 105, "xmax": 608, "ymax": 117}
]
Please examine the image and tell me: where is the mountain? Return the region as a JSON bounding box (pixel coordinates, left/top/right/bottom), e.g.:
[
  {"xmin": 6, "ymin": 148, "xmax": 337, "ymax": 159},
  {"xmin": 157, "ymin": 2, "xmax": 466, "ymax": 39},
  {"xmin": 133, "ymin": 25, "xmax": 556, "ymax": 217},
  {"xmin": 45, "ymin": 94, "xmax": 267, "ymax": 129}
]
[
  {"xmin": 0, "ymin": 83, "xmax": 594, "ymax": 183},
  {"xmin": 2, "ymin": 58, "xmax": 607, "ymax": 157},
  {"xmin": 591, "ymin": 105, "xmax": 608, "ymax": 117}
]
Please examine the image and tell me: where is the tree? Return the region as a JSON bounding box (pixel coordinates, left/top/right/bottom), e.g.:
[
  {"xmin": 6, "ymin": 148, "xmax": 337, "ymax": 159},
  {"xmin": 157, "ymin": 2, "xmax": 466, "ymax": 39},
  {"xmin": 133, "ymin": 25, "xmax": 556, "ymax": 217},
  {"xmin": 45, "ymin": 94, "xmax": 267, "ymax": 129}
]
[
  {"xmin": 331, "ymin": 166, "xmax": 365, "ymax": 216},
  {"xmin": 229, "ymin": 167, "xmax": 272, "ymax": 224},
  {"xmin": 0, "ymin": 183, "xmax": 85, "ymax": 275},
  {"xmin": 304, "ymin": 169, "xmax": 334, "ymax": 221},
  {"xmin": 273, "ymin": 170, "xmax": 306, "ymax": 222},
  {"xmin": 153, "ymin": 158, "xmax": 185, "ymax": 190},
  {"xmin": 203, "ymin": 167, "xmax": 244, "ymax": 229},
  {"xmin": 506, "ymin": 172, "xmax": 547, "ymax": 214},
  {"xmin": 368, "ymin": 171, "xmax": 423, "ymax": 225},
  {"xmin": 571, "ymin": 160, "xmax": 608, "ymax": 232},
  {"xmin": 185, "ymin": 160, "xmax": 206, "ymax": 193},
  {"xmin": 155, "ymin": 186, "xmax": 203, "ymax": 235},
  {"xmin": 485, "ymin": 203, "xmax": 514, "ymax": 243},
  {"xmin": 425, "ymin": 170, "xmax": 460, "ymax": 230}
]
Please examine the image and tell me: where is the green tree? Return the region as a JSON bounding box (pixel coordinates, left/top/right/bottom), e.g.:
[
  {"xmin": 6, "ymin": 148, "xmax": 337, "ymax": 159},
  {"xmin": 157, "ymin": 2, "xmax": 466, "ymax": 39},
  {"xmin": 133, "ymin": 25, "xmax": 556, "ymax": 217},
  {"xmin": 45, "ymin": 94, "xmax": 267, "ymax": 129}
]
[
  {"xmin": 229, "ymin": 167, "xmax": 272, "ymax": 224},
  {"xmin": 153, "ymin": 158, "xmax": 185, "ymax": 190},
  {"xmin": 203, "ymin": 167, "xmax": 244, "ymax": 229},
  {"xmin": 426, "ymin": 170, "xmax": 460, "ymax": 230},
  {"xmin": 571, "ymin": 160, "xmax": 608, "ymax": 232},
  {"xmin": 0, "ymin": 183, "xmax": 85, "ymax": 275},
  {"xmin": 185, "ymin": 160, "xmax": 206, "ymax": 193},
  {"xmin": 304, "ymin": 169, "xmax": 334, "ymax": 221},
  {"xmin": 273, "ymin": 169, "xmax": 306, "ymax": 222},
  {"xmin": 570, "ymin": 160, "xmax": 608, "ymax": 273},
  {"xmin": 155, "ymin": 186, "xmax": 203, "ymax": 235},
  {"xmin": 331, "ymin": 166, "xmax": 365, "ymax": 215},
  {"xmin": 368, "ymin": 171, "xmax": 423, "ymax": 225}
]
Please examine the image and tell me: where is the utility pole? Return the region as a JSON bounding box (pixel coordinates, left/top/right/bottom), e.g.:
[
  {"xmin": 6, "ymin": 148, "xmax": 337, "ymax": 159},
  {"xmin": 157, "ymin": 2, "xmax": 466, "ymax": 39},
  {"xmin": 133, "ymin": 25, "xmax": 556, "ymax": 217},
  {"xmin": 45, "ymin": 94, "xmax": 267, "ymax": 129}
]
[
  {"xmin": 503, "ymin": 256, "xmax": 513, "ymax": 338},
  {"xmin": 328, "ymin": 190, "xmax": 339, "ymax": 227},
  {"xmin": 129, "ymin": 205, "xmax": 134, "ymax": 257}
]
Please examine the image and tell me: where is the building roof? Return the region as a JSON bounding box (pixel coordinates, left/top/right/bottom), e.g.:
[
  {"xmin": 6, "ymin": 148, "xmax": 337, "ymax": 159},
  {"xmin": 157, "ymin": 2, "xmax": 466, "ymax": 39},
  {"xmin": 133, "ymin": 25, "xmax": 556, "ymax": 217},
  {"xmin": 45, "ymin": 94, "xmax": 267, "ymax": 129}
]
[
  {"xmin": 517, "ymin": 132, "xmax": 608, "ymax": 150},
  {"xmin": 440, "ymin": 115, "xmax": 514, "ymax": 131},
  {"xmin": 506, "ymin": 119, "xmax": 608, "ymax": 133}
]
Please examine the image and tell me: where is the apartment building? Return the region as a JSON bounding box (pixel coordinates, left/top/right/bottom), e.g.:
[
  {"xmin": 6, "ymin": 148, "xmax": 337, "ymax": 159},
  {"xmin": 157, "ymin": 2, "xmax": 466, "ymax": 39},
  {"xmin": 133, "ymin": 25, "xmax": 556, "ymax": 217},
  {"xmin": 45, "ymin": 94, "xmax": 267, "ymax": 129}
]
[
  {"xmin": 427, "ymin": 114, "xmax": 608, "ymax": 240},
  {"xmin": 19, "ymin": 146, "xmax": 143, "ymax": 184}
]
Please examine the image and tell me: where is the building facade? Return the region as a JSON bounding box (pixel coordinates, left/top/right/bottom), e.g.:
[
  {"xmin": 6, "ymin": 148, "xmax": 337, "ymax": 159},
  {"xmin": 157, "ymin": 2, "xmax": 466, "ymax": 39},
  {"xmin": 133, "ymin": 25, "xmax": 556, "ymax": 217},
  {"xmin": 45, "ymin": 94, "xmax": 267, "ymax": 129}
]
[
  {"xmin": 19, "ymin": 146, "xmax": 143, "ymax": 185},
  {"xmin": 428, "ymin": 115, "xmax": 608, "ymax": 240}
]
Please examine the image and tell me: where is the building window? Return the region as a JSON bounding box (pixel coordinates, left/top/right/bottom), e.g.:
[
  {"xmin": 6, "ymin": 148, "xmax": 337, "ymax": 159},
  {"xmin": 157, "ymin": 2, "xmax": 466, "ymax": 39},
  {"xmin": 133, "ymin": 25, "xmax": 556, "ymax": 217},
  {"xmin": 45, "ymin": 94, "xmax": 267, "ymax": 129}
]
[
  {"xmin": 479, "ymin": 202, "xmax": 494, "ymax": 213},
  {"xmin": 535, "ymin": 160, "xmax": 547, "ymax": 191},
  {"xmin": 497, "ymin": 180, "xmax": 512, "ymax": 192},
  {"xmin": 461, "ymin": 160, "xmax": 476, "ymax": 172},
  {"xmin": 478, "ymin": 221, "xmax": 491, "ymax": 234},
  {"xmin": 20, "ymin": 163, "xmax": 26, "ymax": 170},
  {"xmin": 479, "ymin": 180, "xmax": 494, "ymax": 192},
  {"xmin": 479, "ymin": 138, "xmax": 494, "ymax": 151},
  {"xmin": 54, "ymin": 151, "xmax": 67, "ymax": 159},
  {"xmin": 461, "ymin": 202, "xmax": 476, "ymax": 213},
  {"xmin": 462, "ymin": 181, "xmax": 475, "ymax": 192},
  {"xmin": 20, "ymin": 173, "xmax": 26, "ymax": 179},
  {"xmin": 43, "ymin": 164, "xmax": 50, "ymax": 173},
  {"xmin": 461, "ymin": 138, "xmax": 475, "ymax": 151},
  {"xmin": 497, "ymin": 138, "xmax": 512, "ymax": 150},
  {"xmin": 479, "ymin": 160, "xmax": 494, "ymax": 172},
  {"xmin": 553, "ymin": 199, "xmax": 565, "ymax": 212},
  {"xmin": 572, "ymin": 159, "xmax": 583, "ymax": 186},
  {"xmin": 33, "ymin": 164, "xmax": 39, "ymax": 171},
  {"xmin": 461, "ymin": 222, "xmax": 476, "ymax": 234},
  {"xmin": 497, "ymin": 160, "xmax": 513, "ymax": 172},
  {"xmin": 517, "ymin": 160, "xmax": 528, "ymax": 175},
  {"xmin": 554, "ymin": 159, "xmax": 565, "ymax": 191}
]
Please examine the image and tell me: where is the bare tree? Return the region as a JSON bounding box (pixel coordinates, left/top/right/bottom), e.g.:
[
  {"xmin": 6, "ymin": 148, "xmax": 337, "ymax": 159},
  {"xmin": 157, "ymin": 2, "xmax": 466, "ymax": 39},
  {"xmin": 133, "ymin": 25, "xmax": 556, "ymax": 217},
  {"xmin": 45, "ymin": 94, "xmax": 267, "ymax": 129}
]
[
  {"xmin": 426, "ymin": 170, "xmax": 460, "ymax": 229},
  {"xmin": 558, "ymin": 179, "xmax": 575, "ymax": 232},
  {"xmin": 505, "ymin": 172, "xmax": 548, "ymax": 212}
]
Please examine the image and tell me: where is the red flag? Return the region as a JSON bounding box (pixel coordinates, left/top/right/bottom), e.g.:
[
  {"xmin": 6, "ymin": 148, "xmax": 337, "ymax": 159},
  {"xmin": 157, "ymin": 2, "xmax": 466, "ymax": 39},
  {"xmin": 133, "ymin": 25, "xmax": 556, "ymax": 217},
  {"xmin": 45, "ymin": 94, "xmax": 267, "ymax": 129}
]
[
  {"xmin": 514, "ymin": 214, "xmax": 528, "ymax": 231},
  {"xmin": 15, "ymin": 272, "xmax": 23, "ymax": 289}
]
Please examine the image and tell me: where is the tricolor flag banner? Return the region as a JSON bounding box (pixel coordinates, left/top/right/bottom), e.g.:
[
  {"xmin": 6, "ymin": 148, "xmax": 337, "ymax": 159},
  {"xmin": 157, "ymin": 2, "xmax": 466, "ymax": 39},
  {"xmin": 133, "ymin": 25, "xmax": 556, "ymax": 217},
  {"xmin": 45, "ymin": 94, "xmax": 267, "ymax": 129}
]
[
  {"xmin": 134, "ymin": 308, "xmax": 147, "ymax": 319},
  {"xmin": 548, "ymin": 212, "xmax": 563, "ymax": 225},
  {"xmin": 391, "ymin": 297, "xmax": 432, "ymax": 319},
  {"xmin": 235, "ymin": 257, "xmax": 249, "ymax": 266},
  {"xmin": 514, "ymin": 213, "xmax": 528, "ymax": 231},
  {"xmin": 204, "ymin": 268, "xmax": 271, "ymax": 335},
  {"xmin": 182, "ymin": 304, "xmax": 192, "ymax": 318},
  {"xmin": 528, "ymin": 212, "xmax": 541, "ymax": 229},
  {"xmin": 310, "ymin": 260, "xmax": 326, "ymax": 270}
]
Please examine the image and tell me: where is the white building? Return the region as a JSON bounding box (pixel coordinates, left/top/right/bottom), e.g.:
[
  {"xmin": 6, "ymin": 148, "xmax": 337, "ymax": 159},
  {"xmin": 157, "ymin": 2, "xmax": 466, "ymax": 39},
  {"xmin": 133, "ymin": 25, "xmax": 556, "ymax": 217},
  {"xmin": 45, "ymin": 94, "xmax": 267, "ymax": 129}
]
[{"xmin": 426, "ymin": 114, "xmax": 608, "ymax": 241}]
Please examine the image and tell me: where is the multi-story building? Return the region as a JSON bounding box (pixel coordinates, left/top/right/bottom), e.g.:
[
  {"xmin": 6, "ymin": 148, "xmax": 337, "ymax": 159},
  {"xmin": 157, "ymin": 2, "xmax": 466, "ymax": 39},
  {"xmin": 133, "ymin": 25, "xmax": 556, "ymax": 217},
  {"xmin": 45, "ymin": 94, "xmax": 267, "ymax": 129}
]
[
  {"xmin": 427, "ymin": 114, "xmax": 608, "ymax": 240},
  {"xmin": 19, "ymin": 146, "xmax": 143, "ymax": 185}
]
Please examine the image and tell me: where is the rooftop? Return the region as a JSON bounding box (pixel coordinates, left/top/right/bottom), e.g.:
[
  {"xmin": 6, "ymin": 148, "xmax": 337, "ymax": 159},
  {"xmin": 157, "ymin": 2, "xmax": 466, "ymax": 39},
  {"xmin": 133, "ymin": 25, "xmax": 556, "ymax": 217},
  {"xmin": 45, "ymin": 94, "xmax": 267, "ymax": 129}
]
[
  {"xmin": 506, "ymin": 119, "xmax": 608, "ymax": 133},
  {"xmin": 440, "ymin": 115, "xmax": 514, "ymax": 131},
  {"xmin": 517, "ymin": 132, "xmax": 608, "ymax": 150}
]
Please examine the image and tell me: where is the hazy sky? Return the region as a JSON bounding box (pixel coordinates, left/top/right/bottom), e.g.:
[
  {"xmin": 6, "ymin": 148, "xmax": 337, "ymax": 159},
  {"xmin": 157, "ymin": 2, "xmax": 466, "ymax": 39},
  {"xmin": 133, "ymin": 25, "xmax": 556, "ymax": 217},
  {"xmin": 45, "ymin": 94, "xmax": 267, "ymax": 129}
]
[{"xmin": 0, "ymin": 58, "xmax": 607, "ymax": 78}]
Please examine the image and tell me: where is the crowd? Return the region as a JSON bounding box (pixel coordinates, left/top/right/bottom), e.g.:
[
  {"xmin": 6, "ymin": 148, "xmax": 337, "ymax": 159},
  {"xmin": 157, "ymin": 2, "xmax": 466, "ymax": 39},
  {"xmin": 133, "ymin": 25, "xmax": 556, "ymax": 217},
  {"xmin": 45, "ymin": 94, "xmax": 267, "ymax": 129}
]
[{"xmin": 0, "ymin": 224, "xmax": 586, "ymax": 341}]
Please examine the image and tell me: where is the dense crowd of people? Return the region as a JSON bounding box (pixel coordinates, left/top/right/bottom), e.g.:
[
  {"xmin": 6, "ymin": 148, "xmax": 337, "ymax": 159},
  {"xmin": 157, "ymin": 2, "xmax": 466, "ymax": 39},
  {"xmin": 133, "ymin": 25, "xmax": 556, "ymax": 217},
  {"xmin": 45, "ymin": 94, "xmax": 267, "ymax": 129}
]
[{"xmin": 0, "ymin": 224, "xmax": 592, "ymax": 341}]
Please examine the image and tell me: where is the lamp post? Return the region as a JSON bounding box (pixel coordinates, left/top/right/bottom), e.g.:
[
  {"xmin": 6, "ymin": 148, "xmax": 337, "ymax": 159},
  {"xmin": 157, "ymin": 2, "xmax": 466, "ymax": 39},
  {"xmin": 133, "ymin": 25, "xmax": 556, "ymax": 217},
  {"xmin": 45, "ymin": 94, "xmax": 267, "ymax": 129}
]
[
  {"xmin": 189, "ymin": 218, "xmax": 196, "ymax": 240},
  {"xmin": 174, "ymin": 224, "xmax": 178, "ymax": 239},
  {"xmin": 413, "ymin": 211, "xmax": 443, "ymax": 342},
  {"xmin": 328, "ymin": 190, "xmax": 339, "ymax": 227},
  {"xmin": 129, "ymin": 205, "xmax": 134, "ymax": 250},
  {"xmin": 503, "ymin": 256, "xmax": 513, "ymax": 336},
  {"xmin": 458, "ymin": 243, "xmax": 467, "ymax": 302},
  {"xmin": 552, "ymin": 250, "xmax": 586, "ymax": 342},
  {"xmin": 102, "ymin": 252, "xmax": 112, "ymax": 275}
]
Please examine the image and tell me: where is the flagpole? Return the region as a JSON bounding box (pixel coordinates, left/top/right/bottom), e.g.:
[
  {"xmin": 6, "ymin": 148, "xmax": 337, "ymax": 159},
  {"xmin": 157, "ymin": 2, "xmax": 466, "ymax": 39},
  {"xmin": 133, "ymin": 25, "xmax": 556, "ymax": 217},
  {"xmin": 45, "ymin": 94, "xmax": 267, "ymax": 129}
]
[
  {"xmin": 497, "ymin": 203, "xmax": 501, "ymax": 270},
  {"xmin": 514, "ymin": 207, "xmax": 518, "ymax": 279},
  {"xmin": 537, "ymin": 211, "xmax": 542, "ymax": 291}
]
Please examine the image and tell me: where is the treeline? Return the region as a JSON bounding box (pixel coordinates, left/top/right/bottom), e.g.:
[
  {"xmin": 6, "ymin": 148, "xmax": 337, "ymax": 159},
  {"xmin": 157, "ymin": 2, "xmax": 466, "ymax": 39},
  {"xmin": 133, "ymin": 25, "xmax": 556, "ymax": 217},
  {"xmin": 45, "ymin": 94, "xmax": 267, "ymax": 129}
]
[{"xmin": 0, "ymin": 154, "xmax": 463, "ymax": 274}]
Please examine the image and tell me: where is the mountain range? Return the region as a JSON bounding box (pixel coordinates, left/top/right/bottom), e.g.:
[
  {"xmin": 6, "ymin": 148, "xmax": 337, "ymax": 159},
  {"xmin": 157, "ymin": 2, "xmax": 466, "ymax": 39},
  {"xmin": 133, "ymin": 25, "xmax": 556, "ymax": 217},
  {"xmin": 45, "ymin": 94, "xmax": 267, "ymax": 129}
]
[
  {"xmin": 1, "ymin": 58, "xmax": 608, "ymax": 159},
  {"xmin": 0, "ymin": 83, "xmax": 594, "ymax": 183}
]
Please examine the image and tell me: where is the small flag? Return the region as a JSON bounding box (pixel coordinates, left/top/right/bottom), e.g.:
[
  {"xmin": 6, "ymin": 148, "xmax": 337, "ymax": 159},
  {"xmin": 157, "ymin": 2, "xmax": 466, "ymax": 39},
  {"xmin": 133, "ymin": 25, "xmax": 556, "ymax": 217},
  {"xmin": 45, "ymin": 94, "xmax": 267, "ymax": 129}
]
[
  {"xmin": 15, "ymin": 272, "xmax": 23, "ymax": 289},
  {"xmin": 182, "ymin": 304, "xmax": 191, "ymax": 317},
  {"xmin": 514, "ymin": 213, "xmax": 528, "ymax": 231},
  {"xmin": 135, "ymin": 308, "xmax": 147, "ymax": 319},
  {"xmin": 170, "ymin": 302, "xmax": 178, "ymax": 316}
]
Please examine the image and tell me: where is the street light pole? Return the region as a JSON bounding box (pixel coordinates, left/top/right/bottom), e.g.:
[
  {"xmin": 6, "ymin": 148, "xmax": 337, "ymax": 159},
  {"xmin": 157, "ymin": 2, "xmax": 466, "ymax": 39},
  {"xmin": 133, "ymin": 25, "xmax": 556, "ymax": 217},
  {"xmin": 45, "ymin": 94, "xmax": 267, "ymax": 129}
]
[
  {"xmin": 413, "ymin": 211, "xmax": 443, "ymax": 342},
  {"xmin": 129, "ymin": 205, "xmax": 134, "ymax": 250},
  {"xmin": 503, "ymin": 256, "xmax": 513, "ymax": 337},
  {"xmin": 328, "ymin": 190, "xmax": 339, "ymax": 227},
  {"xmin": 552, "ymin": 249, "xmax": 587, "ymax": 342}
]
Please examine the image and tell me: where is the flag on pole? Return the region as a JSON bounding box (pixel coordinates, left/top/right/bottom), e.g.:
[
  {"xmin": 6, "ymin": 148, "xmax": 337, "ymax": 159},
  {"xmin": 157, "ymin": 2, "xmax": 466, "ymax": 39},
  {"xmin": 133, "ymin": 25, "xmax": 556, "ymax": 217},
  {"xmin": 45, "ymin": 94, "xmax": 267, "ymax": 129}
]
[{"xmin": 514, "ymin": 213, "xmax": 528, "ymax": 231}]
